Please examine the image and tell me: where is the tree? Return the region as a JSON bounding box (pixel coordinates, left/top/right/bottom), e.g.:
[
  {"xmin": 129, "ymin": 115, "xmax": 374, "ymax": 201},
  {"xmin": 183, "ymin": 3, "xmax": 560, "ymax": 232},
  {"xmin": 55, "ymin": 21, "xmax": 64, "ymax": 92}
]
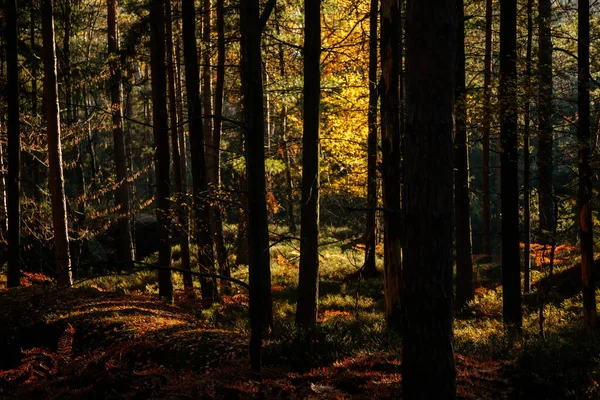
[
  {"xmin": 239, "ymin": 0, "xmax": 275, "ymax": 371},
  {"xmin": 296, "ymin": 0, "xmax": 321, "ymax": 329},
  {"xmin": 454, "ymin": 0, "xmax": 473, "ymax": 311},
  {"xmin": 6, "ymin": 0, "xmax": 21, "ymax": 288},
  {"xmin": 108, "ymin": 0, "xmax": 135, "ymax": 266},
  {"xmin": 362, "ymin": 0, "xmax": 378, "ymax": 277},
  {"xmin": 578, "ymin": 0, "xmax": 597, "ymax": 328},
  {"xmin": 149, "ymin": 0, "xmax": 173, "ymax": 302},
  {"xmin": 181, "ymin": 0, "xmax": 217, "ymax": 302},
  {"xmin": 500, "ymin": 0, "xmax": 521, "ymax": 330},
  {"xmin": 523, "ymin": 0, "xmax": 533, "ymax": 293},
  {"xmin": 41, "ymin": 0, "xmax": 72, "ymax": 288},
  {"xmin": 401, "ymin": 0, "xmax": 456, "ymax": 396},
  {"xmin": 538, "ymin": 0, "xmax": 554, "ymax": 242},
  {"xmin": 380, "ymin": 0, "xmax": 401, "ymax": 329},
  {"xmin": 481, "ymin": 0, "xmax": 492, "ymax": 256}
]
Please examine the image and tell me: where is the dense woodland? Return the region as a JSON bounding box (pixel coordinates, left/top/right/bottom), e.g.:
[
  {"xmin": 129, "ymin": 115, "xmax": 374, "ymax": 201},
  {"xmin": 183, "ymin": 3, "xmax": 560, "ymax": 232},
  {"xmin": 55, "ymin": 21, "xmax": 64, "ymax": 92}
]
[{"xmin": 2, "ymin": 0, "xmax": 600, "ymax": 398}]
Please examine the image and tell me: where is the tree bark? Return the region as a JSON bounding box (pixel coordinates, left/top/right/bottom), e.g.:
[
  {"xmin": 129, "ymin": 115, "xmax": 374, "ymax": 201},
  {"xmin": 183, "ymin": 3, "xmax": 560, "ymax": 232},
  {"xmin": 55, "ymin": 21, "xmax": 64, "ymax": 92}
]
[
  {"xmin": 401, "ymin": 0, "xmax": 456, "ymax": 396},
  {"xmin": 523, "ymin": 0, "xmax": 533, "ymax": 293},
  {"xmin": 42, "ymin": 0, "xmax": 72, "ymax": 288},
  {"xmin": 481, "ymin": 0, "xmax": 492, "ymax": 256},
  {"xmin": 181, "ymin": 0, "xmax": 217, "ymax": 303},
  {"xmin": 150, "ymin": 0, "xmax": 173, "ymax": 302},
  {"xmin": 538, "ymin": 0, "xmax": 554, "ymax": 243},
  {"xmin": 240, "ymin": 0, "xmax": 274, "ymax": 371},
  {"xmin": 380, "ymin": 0, "xmax": 402, "ymax": 329},
  {"xmin": 363, "ymin": 0, "xmax": 378, "ymax": 277},
  {"xmin": 500, "ymin": 0, "xmax": 522, "ymax": 330},
  {"xmin": 165, "ymin": 0, "xmax": 193, "ymax": 291},
  {"xmin": 108, "ymin": 0, "xmax": 135, "ymax": 266},
  {"xmin": 296, "ymin": 0, "xmax": 321, "ymax": 329},
  {"xmin": 578, "ymin": 0, "xmax": 597, "ymax": 328},
  {"xmin": 6, "ymin": 0, "xmax": 21, "ymax": 288},
  {"xmin": 454, "ymin": 0, "xmax": 473, "ymax": 311}
]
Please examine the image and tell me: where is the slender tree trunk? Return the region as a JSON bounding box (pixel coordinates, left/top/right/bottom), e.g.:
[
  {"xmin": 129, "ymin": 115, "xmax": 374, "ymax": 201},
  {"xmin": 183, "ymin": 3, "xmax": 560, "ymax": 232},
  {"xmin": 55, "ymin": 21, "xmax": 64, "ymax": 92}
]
[
  {"xmin": 296, "ymin": 0, "xmax": 321, "ymax": 329},
  {"xmin": 240, "ymin": 0, "xmax": 275, "ymax": 371},
  {"xmin": 108, "ymin": 0, "xmax": 135, "ymax": 266},
  {"xmin": 363, "ymin": 0, "xmax": 378, "ymax": 277},
  {"xmin": 538, "ymin": 0, "xmax": 554, "ymax": 243},
  {"xmin": 150, "ymin": 0, "xmax": 173, "ymax": 302},
  {"xmin": 578, "ymin": 0, "xmax": 597, "ymax": 328},
  {"xmin": 165, "ymin": 0, "xmax": 193, "ymax": 291},
  {"xmin": 6, "ymin": 0, "xmax": 21, "ymax": 288},
  {"xmin": 523, "ymin": 0, "xmax": 533, "ymax": 293},
  {"xmin": 42, "ymin": 0, "xmax": 72, "ymax": 288},
  {"xmin": 381, "ymin": 0, "xmax": 402, "ymax": 329},
  {"xmin": 181, "ymin": 0, "xmax": 217, "ymax": 303},
  {"xmin": 401, "ymin": 0, "xmax": 457, "ymax": 396},
  {"xmin": 454, "ymin": 0, "xmax": 473, "ymax": 310},
  {"xmin": 212, "ymin": 0, "xmax": 230, "ymax": 288},
  {"xmin": 236, "ymin": 172, "xmax": 249, "ymax": 266},
  {"xmin": 481, "ymin": 0, "xmax": 492, "ymax": 256},
  {"xmin": 500, "ymin": 0, "xmax": 522, "ymax": 330}
]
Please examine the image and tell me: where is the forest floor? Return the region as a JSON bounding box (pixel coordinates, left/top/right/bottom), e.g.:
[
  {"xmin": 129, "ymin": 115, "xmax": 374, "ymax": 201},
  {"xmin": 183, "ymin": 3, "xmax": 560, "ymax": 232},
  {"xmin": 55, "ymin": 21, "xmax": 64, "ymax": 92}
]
[{"xmin": 1, "ymin": 228, "xmax": 600, "ymax": 399}]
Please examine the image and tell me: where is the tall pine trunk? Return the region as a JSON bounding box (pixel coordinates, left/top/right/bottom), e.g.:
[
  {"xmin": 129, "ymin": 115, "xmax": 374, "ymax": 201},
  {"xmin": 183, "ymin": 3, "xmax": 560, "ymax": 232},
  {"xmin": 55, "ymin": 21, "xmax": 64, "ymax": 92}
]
[
  {"xmin": 523, "ymin": 0, "xmax": 533, "ymax": 293},
  {"xmin": 481, "ymin": 0, "xmax": 492, "ymax": 256},
  {"xmin": 42, "ymin": 0, "xmax": 72, "ymax": 288},
  {"xmin": 401, "ymin": 0, "xmax": 457, "ymax": 396}
]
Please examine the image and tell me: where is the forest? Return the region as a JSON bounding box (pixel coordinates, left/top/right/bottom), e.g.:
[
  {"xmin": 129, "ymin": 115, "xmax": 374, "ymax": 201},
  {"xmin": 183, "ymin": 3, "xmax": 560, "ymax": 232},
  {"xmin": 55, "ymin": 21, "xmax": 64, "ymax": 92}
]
[{"xmin": 1, "ymin": 0, "xmax": 600, "ymax": 398}]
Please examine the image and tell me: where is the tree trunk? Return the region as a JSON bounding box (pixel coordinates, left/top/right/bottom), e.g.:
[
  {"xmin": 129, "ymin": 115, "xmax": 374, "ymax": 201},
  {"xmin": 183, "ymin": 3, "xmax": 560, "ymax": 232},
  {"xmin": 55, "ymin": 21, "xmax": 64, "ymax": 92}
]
[
  {"xmin": 181, "ymin": 0, "xmax": 217, "ymax": 303},
  {"xmin": 165, "ymin": 0, "xmax": 193, "ymax": 291},
  {"xmin": 42, "ymin": 0, "xmax": 72, "ymax": 288},
  {"xmin": 454, "ymin": 0, "xmax": 473, "ymax": 311},
  {"xmin": 236, "ymin": 172, "xmax": 250, "ymax": 266},
  {"xmin": 363, "ymin": 0, "xmax": 378, "ymax": 277},
  {"xmin": 6, "ymin": 0, "xmax": 21, "ymax": 288},
  {"xmin": 240, "ymin": 0, "xmax": 274, "ymax": 371},
  {"xmin": 150, "ymin": 0, "xmax": 173, "ymax": 303},
  {"xmin": 538, "ymin": 0, "xmax": 554, "ymax": 243},
  {"xmin": 296, "ymin": 0, "xmax": 321, "ymax": 329},
  {"xmin": 380, "ymin": 0, "xmax": 402, "ymax": 329},
  {"xmin": 401, "ymin": 0, "xmax": 457, "ymax": 397},
  {"xmin": 108, "ymin": 0, "xmax": 135, "ymax": 266},
  {"xmin": 500, "ymin": 0, "xmax": 522, "ymax": 330},
  {"xmin": 578, "ymin": 0, "xmax": 597, "ymax": 328},
  {"xmin": 523, "ymin": 0, "xmax": 533, "ymax": 293},
  {"xmin": 481, "ymin": 0, "xmax": 492, "ymax": 256}
]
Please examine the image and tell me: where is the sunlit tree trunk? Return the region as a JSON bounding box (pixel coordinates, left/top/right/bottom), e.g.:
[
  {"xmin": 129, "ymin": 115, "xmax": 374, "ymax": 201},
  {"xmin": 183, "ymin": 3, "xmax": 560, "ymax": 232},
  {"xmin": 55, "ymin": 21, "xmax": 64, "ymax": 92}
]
[
  {"xmin": 108, "ymin": 0, "xmax": 135, "ymax": 266},
  {"xmin": 296, "ymin": 0, "xmax": 321, "ymax": 329},
  {"xmin": 381, "ymin": 0, "xmax": 402, "ymax": 329},
  {"xmin": 181, "ymin": 0, "xmax": 217, "ymax": 303},
  {"xmin": 538, "ymin": 0, "xmax": 554, "ymax": 243},
  {"xmin": 401, "ymin": 0, "xmax": 456, "ymax": 396},
  {"xmin": 150, "ymin": 0, "xmax": 173, "ymax": 302},
  {"xmin": 454, "ymin": 0, "xmax": 473, "ymax": 311},
  {"xmin": 578, "ymin": 0, "xmax": 597, "ymax": 329},
  {"xmin": 500, "ymin": 0, "xmax": 522, "ymax": 330},
  {"xmin": 42, "ymin": 0, "xmax": 72, "ymax": 288},
  {"xmin": 6, "ymin": 0, "xmax": 21, "ymax": 288}
]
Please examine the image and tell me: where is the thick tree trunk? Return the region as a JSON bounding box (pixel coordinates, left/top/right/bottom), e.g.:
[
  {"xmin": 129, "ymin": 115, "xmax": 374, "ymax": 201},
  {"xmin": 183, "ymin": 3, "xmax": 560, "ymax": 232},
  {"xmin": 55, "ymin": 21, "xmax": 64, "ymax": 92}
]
[
  {"xmin": 538, "ymin": 0, "xmax": 554, "ymax": 243},
  {"xmin": 363, "ymin": 0, "xmax": 378, "ymax": 277},
  {"xmin": 42, "ymin": 0, "xmax": 72, "ymax": 288},
  {"xmin": 500, "ymin": 0, "xmax": 522, "ymax": 330},
  {"xmin": 481, "ymin": 0, "xmax": 492, "ymax": 256},
  {"xmin": 165, "ymin": 0, "xmax": 193, "ymax": 291},
  {"xmin": 240, "ymin": 0, "xmax": 274, "ymax": 371},
  {"xmin": 578, "ymin": 0, "xmax": 597, "ymax": 328},
  {"xmin": 401, "ymin": 0, "xmax": 457, "ymax": 397},
  {"xmin": 6, "ymin": 0, "xmax": 21, "ymax": 288},
  {"xmin": 181, "ymin": 0, "xmax": 217, "ymax": 303},
  {"xmin": 150, "ymin": 0, "xmax": 173, "ymax": 302},
  {"xmin": 523, "ymin": 0, "xmax": 533, "ymax": 293},
  {"xmin": 454, "ymin": 0, "xmax": 473, "ymax": 311},
  {"xmin": 108, "ymin": 0, "xmax": 135, "ymax": 266},
  {"xmin": 380, "ymin": 0, "xmax": 402, "ymax": 329},
  {"xmin": 296, "ymin": 0, "xmax": 321, "ymax": 329}
]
